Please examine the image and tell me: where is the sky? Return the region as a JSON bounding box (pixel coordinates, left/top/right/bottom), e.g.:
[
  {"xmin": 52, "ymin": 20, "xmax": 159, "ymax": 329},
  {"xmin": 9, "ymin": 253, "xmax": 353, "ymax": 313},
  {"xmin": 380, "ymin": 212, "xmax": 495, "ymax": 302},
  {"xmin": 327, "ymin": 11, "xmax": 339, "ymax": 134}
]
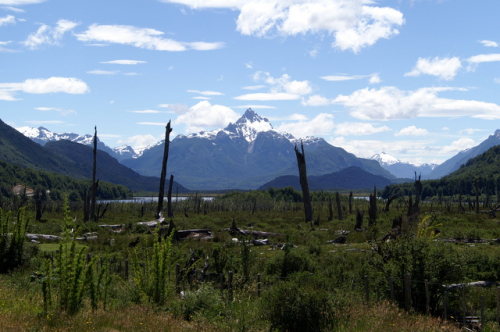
[{"xmin": 1, "ymin": 0, "xmax": 500, "ymax": 165}]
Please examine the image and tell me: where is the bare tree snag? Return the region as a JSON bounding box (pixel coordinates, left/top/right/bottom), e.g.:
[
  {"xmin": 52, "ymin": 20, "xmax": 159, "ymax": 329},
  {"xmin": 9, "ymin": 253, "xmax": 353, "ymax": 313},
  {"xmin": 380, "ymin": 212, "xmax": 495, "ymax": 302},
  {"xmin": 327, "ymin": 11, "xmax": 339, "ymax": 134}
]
[
  {"xmin": 156, "ymin": 121, "xmax": 172, "ymax": 219},
  {"xmin": 167, "ymin": 174, "xmax": 174, "ymax": 218},
  {"xmin": 348, "ymin": 191, "xmax": 353, "ymax": 214},
  {"xmin": 335, "ymin": 192, "xmax": 343, "ymax": 221},
  {"xmin": 294, "ymin": 141, "xmax": 313, "ymax": 222},
  {"xmin": 90, "ymin": 126, "xmax": 99, "ymax": 222},
  {"xmin": 384, "ymin": 193, "xmax": 399, "ymax": 212},
  {"xmin": 413, "ymin": 172, "xmax": 422, "ymax": 215},
  {"xmin": 328, "ymin": 196, "xmax": 334, "ymax": 221},
  {"xmin": 475, "ymin": 178, "xmax": 480, "ymax": 214},
  {"xmin": 368, "ymin": 186, "xmax": 377, "ymax": 226},
  {"xmin": 355, "ymin": 208, "xmax": 364, "ymax": 230}
]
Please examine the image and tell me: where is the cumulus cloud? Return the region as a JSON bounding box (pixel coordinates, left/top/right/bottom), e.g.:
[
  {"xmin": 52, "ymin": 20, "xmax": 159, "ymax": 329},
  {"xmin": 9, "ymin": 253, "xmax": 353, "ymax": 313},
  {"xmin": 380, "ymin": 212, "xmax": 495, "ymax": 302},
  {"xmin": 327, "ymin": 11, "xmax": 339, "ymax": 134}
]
[
  {"xmin": 235, "ymin": 71, "xmax": 312, "ymax": 101},
  {"xmin": 466, "ymin": 53, "xmax": 500, "ymax": 70},
  {"xmin": 277, "ymin": 113, "xmax": 334, "ymax": 138},
  {"xmin": 174, "ymin": 100, "xmax": 240, "ymax": 132},
  {"xmin": 242, "ymin": 85, "xmax": 266, "ymax": 90},
  {"xmin": 395, "ymin": 126, "xmax": 429, "ymax": 136},
  {"xmin": 369, "ymin": 74, "xmax": 381, "ymax": 84},
  {"xmin": 332, "ymin": 86, "xmax": 500, "ymax": 120},
  {"xmin": 0, "ymin": 15, "xmax": 15, "ymax": 26},
  {"xmin": 438, "ymin": 137, "xmax": 476, "ymax": 155},
  {"xmin": 405, "ymin": 57, "xmax": 461, "ymax": 80},
  {"xmin": 0, "ymin": 77, "xmax": 89, "ymax": 101},
  {"xmin": 23, "ymin": 19, "xmax": 78, "ymax": 49},
  {"xmin": 163, "ymin": 0, "xmax": 404, "ymax": 53},
  {"xmin": 479, "ymin": 40, "xmax": 498, "ymax": 47},
  {"xmin": 118, "ymin": 134, "xmax": 160, "ymax": 151},
  {"xmin": 301, "ymin": 94, "xmax": 331, "ymax": 106},
  {"xmin": 75, "ymin": 24, "xmax": 224, "ymax": 51},
  {"xmin": 100, "ymin": 60, "xmax": 146, "ymax": 65},
  {"xmin": 458, "ymin": 128, "xmax": 486, "ymax": 135},
  {"xmin": 335, "ymin": 122, "xmax": 390, "ymax": 136}
]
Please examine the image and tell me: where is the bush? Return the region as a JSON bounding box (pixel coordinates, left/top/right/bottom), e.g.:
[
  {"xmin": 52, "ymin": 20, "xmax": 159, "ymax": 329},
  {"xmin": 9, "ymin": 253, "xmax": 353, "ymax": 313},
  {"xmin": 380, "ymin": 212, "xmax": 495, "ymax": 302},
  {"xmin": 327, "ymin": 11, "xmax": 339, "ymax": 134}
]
[
  {"xmin": 263, "ymin": 275, "xmax": 334, "ymax": 332},
  {"xmin": 266, "ymin": 245, "xmax": 315, "ymax": 279},
  {"xmin": 173, "ymin": 284, "xmax": 225, "ymax": 322}
]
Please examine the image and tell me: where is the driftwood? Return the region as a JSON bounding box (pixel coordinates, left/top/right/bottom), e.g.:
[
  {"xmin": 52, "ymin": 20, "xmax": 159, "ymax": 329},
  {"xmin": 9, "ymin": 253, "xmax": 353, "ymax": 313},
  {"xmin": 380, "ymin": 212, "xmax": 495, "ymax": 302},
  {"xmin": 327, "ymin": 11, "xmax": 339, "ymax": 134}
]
[
  {"xmin": 227, "ymin": 220, "xmax": 283, "ymax": 238},
  {"xmin": 444, "ymin": 281, "xmax": 498, "ymax": 289},
  {"xmin": 26, "ymin": 233, "xmax": 61, "ymax": 241}
]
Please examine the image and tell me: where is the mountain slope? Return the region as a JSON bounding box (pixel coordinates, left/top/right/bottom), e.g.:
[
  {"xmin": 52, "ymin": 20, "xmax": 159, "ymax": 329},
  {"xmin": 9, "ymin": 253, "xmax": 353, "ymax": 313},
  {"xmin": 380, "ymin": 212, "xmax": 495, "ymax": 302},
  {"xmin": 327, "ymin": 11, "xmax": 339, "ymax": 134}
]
[
  {"xmin": 426, "ymin": 130, "xmax": 500, "ymax": 179},
  {"xmin": 258, "ymin": 166, "xmax": 393, "ymax": 191},
  {"xmin": 0, "ymin": 119, "xmax": 188, "ymax": 193},
  {"xmin": 16, "ymin": 126, "xmax": 137, "ymax": 161}
]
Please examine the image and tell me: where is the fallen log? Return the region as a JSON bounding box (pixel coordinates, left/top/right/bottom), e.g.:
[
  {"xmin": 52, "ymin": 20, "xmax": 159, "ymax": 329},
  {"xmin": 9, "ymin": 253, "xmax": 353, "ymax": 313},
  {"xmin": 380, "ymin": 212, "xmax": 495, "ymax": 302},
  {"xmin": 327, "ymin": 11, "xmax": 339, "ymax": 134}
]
[
  {"xmin": 226, "ymin": 220, "xmax": 283, "ymax": 238},
  {"xmin": 26, "ymin": 234, "xmax": 61, "ymax": 241},
  {"xmin": 444, "ymin": 281, "xmax": 498, "ymax": 289}
]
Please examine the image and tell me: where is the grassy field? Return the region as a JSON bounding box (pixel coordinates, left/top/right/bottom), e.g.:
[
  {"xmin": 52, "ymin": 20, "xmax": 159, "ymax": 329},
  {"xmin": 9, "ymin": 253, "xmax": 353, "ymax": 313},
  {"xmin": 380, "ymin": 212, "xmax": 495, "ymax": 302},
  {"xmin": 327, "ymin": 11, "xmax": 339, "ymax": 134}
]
[{"xmin": 2, "ymin": 192, "xmax": 500, "ymax": 331}]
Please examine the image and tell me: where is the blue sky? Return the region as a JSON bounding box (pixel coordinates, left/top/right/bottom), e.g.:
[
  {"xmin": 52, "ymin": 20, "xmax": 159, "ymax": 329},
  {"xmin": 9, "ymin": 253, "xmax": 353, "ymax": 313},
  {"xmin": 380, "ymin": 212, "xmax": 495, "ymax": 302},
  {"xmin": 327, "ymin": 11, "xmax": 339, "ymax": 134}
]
[{"xmin": 1, "ymin": 0, "xmax": 500, "ymax": 165}]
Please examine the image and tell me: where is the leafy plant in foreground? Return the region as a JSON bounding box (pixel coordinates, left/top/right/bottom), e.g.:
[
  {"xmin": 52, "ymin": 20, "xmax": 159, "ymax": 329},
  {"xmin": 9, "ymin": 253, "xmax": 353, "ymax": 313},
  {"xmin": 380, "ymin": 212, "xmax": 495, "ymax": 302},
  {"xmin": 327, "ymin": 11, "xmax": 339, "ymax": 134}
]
[{"xmin": 0, "ymin": 207, "xmax": 30, "ymax": 273}]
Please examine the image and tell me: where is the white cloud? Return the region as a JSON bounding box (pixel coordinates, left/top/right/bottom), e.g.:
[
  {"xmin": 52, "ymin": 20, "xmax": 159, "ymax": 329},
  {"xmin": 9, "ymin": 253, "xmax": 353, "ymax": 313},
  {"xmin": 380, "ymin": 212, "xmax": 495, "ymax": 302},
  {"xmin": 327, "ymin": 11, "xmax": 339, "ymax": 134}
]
[
  {"xmin": 0, "ymin": 0, "xmax": 45, "ymax": 4},
  {"xmin": 236, "ymin": 71, "xmax": 312, "ymax": 101},
  {"xmin": 34, "ymin": 106, "xmax": 76, "ymax": 116},
  {"xmin": 164, "ymin": 1, "xmax": 403, "ymax": 53},
  {"xmin": 321, "ymin": 74, "xmax": 367, "ymax": 81},
  {"xmin": 459, "ymin": 128, "xmax": 486, "ymax": 135},
  {"xmin": 0, "ymin": 15, "xmax": 15, "ymax": 26},
  {"xmin": 242, "ymin": 85, "xmax": 265, "ymax": 90},
  {"xmin": 245, "ymin": 62, "xmax": 253, "ymax": 69},
  {"xmin": 75, "ymin": 24, "xmax": 224, "ymax": 51},
  {"xmin": 0, "ymin": 77, "xmax": 89, "ymax": 100},
  {"xmin": 333, "ymin": 86, "xmax": 500, "ymax": 120},
  {"xmin": 118, "ymin": 134, "xmax": 160, "ymax": 151},
  {"xmin": 438, "ymin": 137, "xmax": 476, "ymax": 155},
  {"xmin": 405, "ymin": 57, "xmax": 461, "ymax": 80},
  {"xmin": 187, "ymin": 89, "xmax": 224, "ymax": 96},
  {"xmin": 395, "ymin": 126, "xmax": 429, "ymax": 136},
  {"xmin": 301, "ymin": 94, "xmax": 331, "ymax": 106},
  {"xmin": 2, "ymin": 6, "xmax": 25, "ymax": 12},
  {"xmin": 23, "ymin": 19, "xmax": 78, "ymax": 49},
  {"xmin": 123, "ymin": 72, "xmax": 141, "ymax": 76},
  {"xmin": 233, "ymin": 104, "xmax": 276, "ymax": 109},
  {"xmin": 26, "ymin": 120, "xmax": 64, "ymax": 125},
  {"xmin": 174, "ymin": 100, "xmax": 240, "ymax": 132},
  {"xmin": 267, "ymin": 113, "xmax": 308, "ymax": 121},
  {"xmin": 277, "ymin": 113, "xmax": 334, "ymax": 138},
  {"xmin": 129, "ymin": 110, "xmax": 161, "ymax": 114},
  {"xmin": 495, "ymin": 78, "xmax": 500, "ymax": 84},
  {"xmin": 467, "ymin": 53, "xmax": 500, "ymax": 64},
  {"xmin": 369, "ymin": 74, "xmax": 381, "ymax": 84},
  {"xmin": 159, "ymin": 103, "xmax": 189, "ymax": 114},
  {"xmin": 193, "ymin": 96, "xmax": 211, "ymax": 100},
  {"xmin": 100, "ymin": 60, "xmax": 146, "ymax": 65},
  {"xmin": 479, "ymin": 40, "xmax": 498, "ymax": 47},
  {"xmin": 235, "ymin": 92, "xmax": 300, "ymax": 101},
  {"xmin": 335, "ymin": 122, "xmax": 390, "ymax": 136},
  {"xmin": 87, "ymin": 70, "xmax": 119, "ymax": 75}
]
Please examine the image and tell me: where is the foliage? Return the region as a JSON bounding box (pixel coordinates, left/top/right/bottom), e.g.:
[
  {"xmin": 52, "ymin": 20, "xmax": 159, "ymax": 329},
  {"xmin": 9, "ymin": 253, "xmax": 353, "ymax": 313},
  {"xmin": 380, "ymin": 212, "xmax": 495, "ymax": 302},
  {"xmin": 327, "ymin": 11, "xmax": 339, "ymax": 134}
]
[
  {"xmin": 41, "ymin": 198, "xmax": 111, "ymax": 314},
  {"xmin": 263, "ymin": 273, "xmax": 335, "ymax": 332},
  {"xmin": 132, "ymin": 228, "xmax": 174, "ymax": 306},
  {"xmin": 0, "ymin": 207, "xmax": 32, "ymax": 273},
  {"xmin": 173, "ymin": 284, "xmax": 225, "ymax": 322}
]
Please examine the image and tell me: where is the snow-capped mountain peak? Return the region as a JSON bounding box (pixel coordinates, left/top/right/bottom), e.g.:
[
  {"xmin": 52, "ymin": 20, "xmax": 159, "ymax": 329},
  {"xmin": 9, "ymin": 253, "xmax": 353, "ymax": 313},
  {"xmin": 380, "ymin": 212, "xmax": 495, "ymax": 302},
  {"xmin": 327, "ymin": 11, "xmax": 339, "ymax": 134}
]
[
  {"xmin": 226, "ymin": 108, "xmax": 274, "ymax": 142},
  {"xmin": 371, "ymin": 152, "xmax": 400, "ymax": 166}
]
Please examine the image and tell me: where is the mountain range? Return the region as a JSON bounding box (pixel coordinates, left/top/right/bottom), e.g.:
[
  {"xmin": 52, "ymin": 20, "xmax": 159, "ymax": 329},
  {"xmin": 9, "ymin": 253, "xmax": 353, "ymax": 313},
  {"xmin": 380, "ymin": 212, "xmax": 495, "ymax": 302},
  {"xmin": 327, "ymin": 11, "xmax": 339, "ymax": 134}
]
[
  {"xmin": 13, "ymin": 109, "xmax": 500, "ymax": 192},
  {"xmin": 370, "ymin": 152, "xmax": 437, "ymax": 179}
]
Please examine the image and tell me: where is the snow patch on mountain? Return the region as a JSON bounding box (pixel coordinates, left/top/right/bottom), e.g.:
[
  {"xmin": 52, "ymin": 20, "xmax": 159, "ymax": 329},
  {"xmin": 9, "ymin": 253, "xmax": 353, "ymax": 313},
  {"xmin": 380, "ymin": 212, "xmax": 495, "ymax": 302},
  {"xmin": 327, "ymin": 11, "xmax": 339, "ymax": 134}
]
[{"xmin": 371, "ymin": 152, "xmax": 400, "ymax": 166}]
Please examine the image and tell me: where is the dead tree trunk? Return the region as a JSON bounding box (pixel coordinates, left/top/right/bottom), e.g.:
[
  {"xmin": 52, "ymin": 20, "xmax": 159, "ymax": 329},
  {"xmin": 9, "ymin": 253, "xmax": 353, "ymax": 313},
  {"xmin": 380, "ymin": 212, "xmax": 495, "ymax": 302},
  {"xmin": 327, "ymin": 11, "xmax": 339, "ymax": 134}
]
[
  {"xmin": 156, "ymin": 121, "xmax": 173, "ymax": 219},
  {"xmin": 475, "ymin": 178, "xmax": 480, "ymax": 214},
  {"xmin": 328, "ymin": 196, "xmax": 334, "ymax": 221},
  {"xmin": 336, "ymin": 192, "xmax": 343, "ymax": 221},
  {"xmin": 348, "ymin": 191, "xmax": 353, "ymax": 214},
  {"xmin": 355, "ymin": 208, "xmax": 364, "ymax": 230},
  {"xmin": 90, "ymin": 126, "xmax": 99, "ymax": 222},
  {"xmin": 368, "ymin": 186, "xmax": 377, "ymax": 226},
  {"xmin": 167, "ymin": 174, "xmax": 174, "ymax": 218},
  {"xmin": 294, "ymin": 142, "xmax": 313, "ymax": 223},
  {"xmin": 413, "ymin": 172, "xmax": 422, "ymax": 215}
]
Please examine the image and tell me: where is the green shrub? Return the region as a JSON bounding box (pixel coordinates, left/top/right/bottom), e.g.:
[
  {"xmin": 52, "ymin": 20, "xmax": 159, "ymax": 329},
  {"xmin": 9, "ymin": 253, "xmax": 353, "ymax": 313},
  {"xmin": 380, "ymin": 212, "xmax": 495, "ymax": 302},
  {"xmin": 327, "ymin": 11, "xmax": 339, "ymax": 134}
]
[
  {"xmin": 263, "ymin": 275, "xmax": 334, "ymax": 332},
  {"xmin": 173, "ymin": 284, "xmax": 224, "ymax": 321},
  {"xmin": 266, "ymin": 245, "xmax": 315, "ymax": 279},
  {"xmin": 0, "ymin": 207, "xmax": 31, "ymax": 273}
]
